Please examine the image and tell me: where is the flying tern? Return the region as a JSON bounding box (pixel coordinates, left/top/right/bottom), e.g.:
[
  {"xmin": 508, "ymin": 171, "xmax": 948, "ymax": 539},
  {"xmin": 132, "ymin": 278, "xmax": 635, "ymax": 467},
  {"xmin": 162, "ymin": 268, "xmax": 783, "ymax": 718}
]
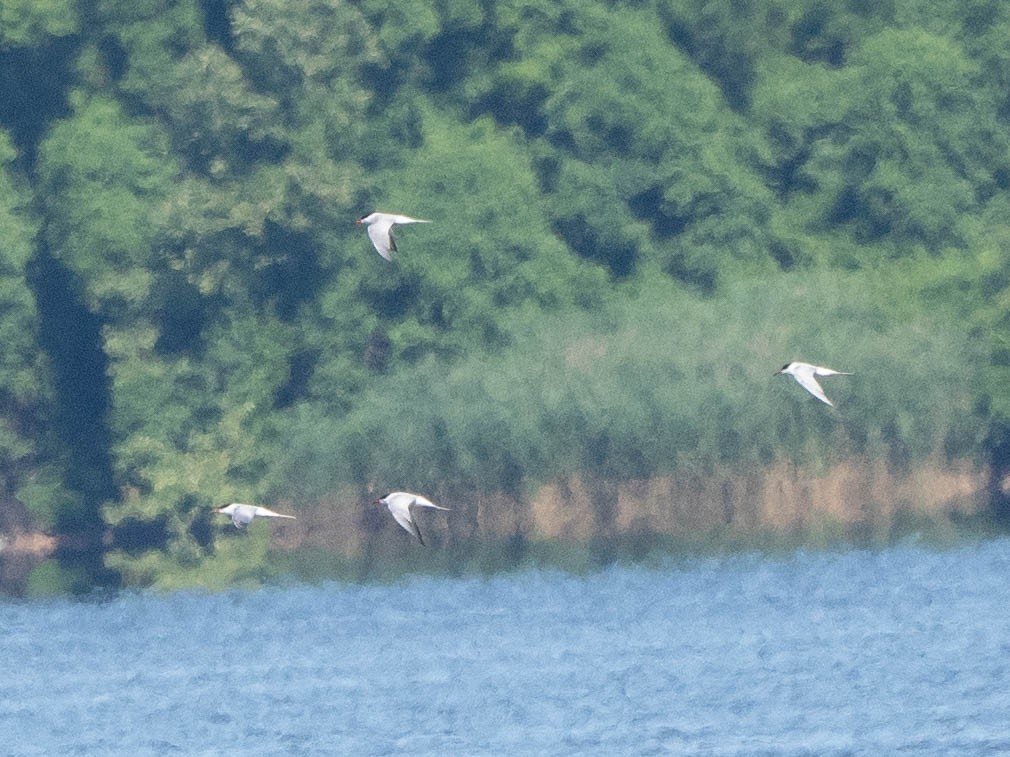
[
  {"xmin": 355, "ymin": 212, "xmax": 431, "ymax": 261},
  {"xmin": 774, "ymin": 361, "xmax": 852, "ymax": 407},
  {"xmin": 374, "ymin": 491, "xmax": 450, "ymax": 545},
  {"xmin": 213, "ymin": 503, "xmax": 296, "ymax": 528}
]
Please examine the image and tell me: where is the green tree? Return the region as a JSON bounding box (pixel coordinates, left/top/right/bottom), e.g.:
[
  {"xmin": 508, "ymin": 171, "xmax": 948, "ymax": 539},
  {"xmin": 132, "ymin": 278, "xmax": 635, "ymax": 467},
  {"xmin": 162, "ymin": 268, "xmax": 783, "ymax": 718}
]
[
  {"xmin": 0, "ymin": 132, "xmax": 63, "ymax": 527},
  {"xmin": 0, "ymin": 0, "xmax": 77, "ymax": 48},
  {"xmin": 5, "ymin": 0, "xmax": 1008, "ymax": 591},
  {"xmin": 474, "ymin": 3, "xmax": 776, "ymax": 286},
  {"xmin": 767, "ymin": 29, "xmax": 1005, "ymax": 258},
  {"xmin": 36, "ymin": 92, "xmax": 176, "ymax": 314}
]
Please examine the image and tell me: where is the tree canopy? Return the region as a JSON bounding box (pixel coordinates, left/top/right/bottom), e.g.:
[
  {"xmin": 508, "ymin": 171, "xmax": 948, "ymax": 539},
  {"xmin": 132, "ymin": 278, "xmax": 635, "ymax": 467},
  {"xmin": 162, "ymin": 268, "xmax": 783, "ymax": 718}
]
[{"xmin": 0, "ymin": 0, "xmax": 1007, "ymax": 591}]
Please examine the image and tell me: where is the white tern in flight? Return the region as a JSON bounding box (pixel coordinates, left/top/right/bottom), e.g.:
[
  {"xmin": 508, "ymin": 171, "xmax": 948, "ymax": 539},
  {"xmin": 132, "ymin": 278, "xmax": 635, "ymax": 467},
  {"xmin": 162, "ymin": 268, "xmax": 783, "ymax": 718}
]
[
  {"xmin": 213, "ymin": 503, "xmax": 296, "ymax": 528},
  {"xmin": 775, "ymin": 362, "xmax": 852, "ymax": 407},
  {"xmin": 374, "ymin": 491, "xmax": 450, "ymax": 545},
  {"xmin": 356, "ymin": 212, "xmax": 431, "ymax": 261}
]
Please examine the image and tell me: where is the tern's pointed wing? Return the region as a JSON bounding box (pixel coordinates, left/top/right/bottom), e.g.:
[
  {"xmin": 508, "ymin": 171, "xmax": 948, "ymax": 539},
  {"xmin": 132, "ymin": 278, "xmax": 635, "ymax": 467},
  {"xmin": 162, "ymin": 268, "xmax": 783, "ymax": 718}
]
[
  {"xmin": 411, "ymin": 495, "xmax": 450, "ymax": 511},
  {"xmin": 812, "ymin": 366, "xmax": 851, "ymax": 377},
  {"xmin": 366, "ymin": 222, "xmax": 395, "ymax": 261},
  {"xmin": 390, "ymin": 505, "xmax": 424, "ymax": 544},
  {"xmin": 230, "ymin": 505, "xmax": 256, "ymax": 526},
  {"xmin": 793, "ymin": 372, "xmax": 833, "ymax": 406},
  {"xmin": 252, "ymin": 506, "xmax": 296, "ymax": 520}
]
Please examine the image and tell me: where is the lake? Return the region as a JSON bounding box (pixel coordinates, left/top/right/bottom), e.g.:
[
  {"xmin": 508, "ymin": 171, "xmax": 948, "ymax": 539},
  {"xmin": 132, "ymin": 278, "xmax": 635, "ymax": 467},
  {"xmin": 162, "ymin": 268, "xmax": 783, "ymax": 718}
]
[{"xmin": 3, "ymin": 539, "xmax": 1010, "ymax": 755}]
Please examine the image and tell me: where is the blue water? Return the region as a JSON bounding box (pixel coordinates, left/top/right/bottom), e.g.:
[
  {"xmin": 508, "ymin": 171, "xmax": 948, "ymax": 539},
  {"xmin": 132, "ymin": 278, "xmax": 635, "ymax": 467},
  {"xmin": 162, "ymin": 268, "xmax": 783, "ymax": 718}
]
[{"xmin": 4, "ymin": 540, "xmax": 1010, "ymax": 755}]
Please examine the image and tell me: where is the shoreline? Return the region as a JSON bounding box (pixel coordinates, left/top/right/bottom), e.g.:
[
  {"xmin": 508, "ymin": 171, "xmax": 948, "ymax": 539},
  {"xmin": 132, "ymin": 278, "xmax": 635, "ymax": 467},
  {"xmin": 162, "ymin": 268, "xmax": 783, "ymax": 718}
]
[
  {"xmin": 276, "ymin": 456, "xmax": 989, "ymax": 554},
  {"xmin": 2, "ymin": 456, "xmax": 997, "ymax": 593}
]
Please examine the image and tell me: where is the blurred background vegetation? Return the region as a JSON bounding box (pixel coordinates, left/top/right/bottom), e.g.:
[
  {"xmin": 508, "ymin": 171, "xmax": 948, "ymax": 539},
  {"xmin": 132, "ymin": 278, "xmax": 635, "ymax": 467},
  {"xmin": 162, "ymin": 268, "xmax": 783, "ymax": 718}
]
[{"xmin": 1, "ymin": 0, "xmax": 1009, "ymax": 592}]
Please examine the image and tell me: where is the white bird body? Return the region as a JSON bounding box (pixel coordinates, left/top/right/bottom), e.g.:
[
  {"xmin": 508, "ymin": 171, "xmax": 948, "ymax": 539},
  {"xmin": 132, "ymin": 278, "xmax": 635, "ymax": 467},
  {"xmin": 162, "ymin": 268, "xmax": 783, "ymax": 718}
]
[
  {"xmin": 375, "ymin": 491, "xmax": 450, "ymax": 545},
  {"xmin": 355, "ymin": 212, "xmax": 431, "ymax": 261},
  {"xmin": 213, "ymin": 503, "xmax": 296, "ymax": 528},
  {"xmin": 775, "ymin": 362, "xmax": 852, "ymax": 407}
]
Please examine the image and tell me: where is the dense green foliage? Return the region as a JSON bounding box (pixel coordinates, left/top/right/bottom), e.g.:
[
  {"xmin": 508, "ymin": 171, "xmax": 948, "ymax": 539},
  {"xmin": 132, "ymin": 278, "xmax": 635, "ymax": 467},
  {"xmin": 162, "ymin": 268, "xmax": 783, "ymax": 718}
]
[{"xmin": 1, "ymin": 0, "xmax": 1008, "ymax": 589}]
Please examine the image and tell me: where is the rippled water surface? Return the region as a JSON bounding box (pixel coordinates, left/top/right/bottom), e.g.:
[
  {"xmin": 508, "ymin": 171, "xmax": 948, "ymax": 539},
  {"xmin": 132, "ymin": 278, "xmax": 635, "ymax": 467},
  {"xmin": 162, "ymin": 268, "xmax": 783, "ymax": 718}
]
[{"xmin": 4, "ymin": 540, "xmax": 1010, "ymax": 755}]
